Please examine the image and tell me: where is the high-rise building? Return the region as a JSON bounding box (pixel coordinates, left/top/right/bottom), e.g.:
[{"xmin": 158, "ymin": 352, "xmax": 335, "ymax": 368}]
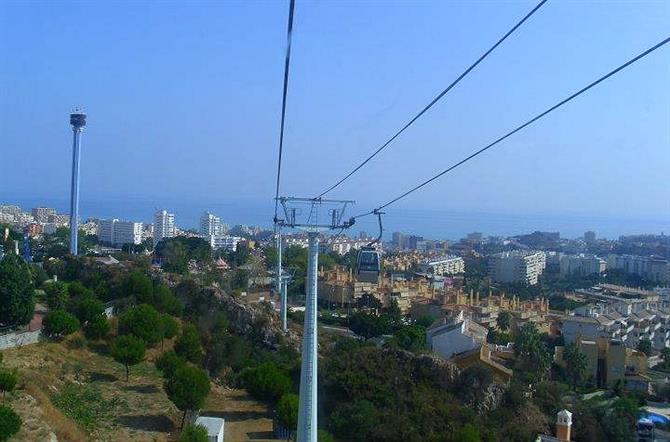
[
  {"xmin": 584, "ymin": 231, "xmax": 597, "ymax": 243},
  {"xmin": 153, "ymin": 210, "xmax": 175, "ymax": 246},
  {"xmin": 488, "ymin": 250, "xmax": 546, "ymax": 285},
  {"xmin": 200, "ymin": 212, "xmax": 222, "ymax": 236},
  {"xmin": 98, "ymin": 219, "xmax": 143, "ymax": 246},
  {"xmin": 32, "ymin": 207, "xmax": 57, "ymax": 223}
]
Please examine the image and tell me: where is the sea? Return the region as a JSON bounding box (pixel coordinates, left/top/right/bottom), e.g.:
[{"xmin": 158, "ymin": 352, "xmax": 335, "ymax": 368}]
[{"xmin": 5, "ymin": 195, "xmax": 669, "ymax": 242}]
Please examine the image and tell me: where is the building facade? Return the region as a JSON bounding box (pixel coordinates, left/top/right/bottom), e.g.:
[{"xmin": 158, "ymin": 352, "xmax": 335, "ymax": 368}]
[
  {"xmin": 488, "ymin": 250, "xmax": 546, "ymax": 285},
  {"xmin": 417, "ymin": 255, "xmax": 465, "ymax": 276},
  {"xmin": 200, "ymin": 212, "xmax": 222, "ymax": 237},
  {"xmin": 559, "ymin": 254, "xmax": 607, "ymax": 276},
  {"xmin": 98, "ymin": 219, "xmax": 143, "ymax": 246},
  {"xmin": 153, "ymin": 210, "xmax": 175, "ymax": 246},
  {"xmin": 31, "ymin": 207, "xmax": 57, "ymax": 223}
]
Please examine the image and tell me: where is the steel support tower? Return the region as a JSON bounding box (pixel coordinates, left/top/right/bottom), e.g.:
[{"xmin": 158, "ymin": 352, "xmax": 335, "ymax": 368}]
[
  {"xmin": 68, "ymin": 110, "xmax": 86, "ymax": 255},
  {"xmin": 275, "ymin": 229, "xmax": 288, "ymax": 332},
  {"xmin": 276, "ymin": 197, "xmax": 354, "ymax": 442}
]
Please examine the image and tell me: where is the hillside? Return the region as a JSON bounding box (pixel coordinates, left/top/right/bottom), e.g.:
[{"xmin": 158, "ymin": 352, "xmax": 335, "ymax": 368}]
[{"xmin": 3, "ymin": 339, "xmax": 275, "ymax": 441}]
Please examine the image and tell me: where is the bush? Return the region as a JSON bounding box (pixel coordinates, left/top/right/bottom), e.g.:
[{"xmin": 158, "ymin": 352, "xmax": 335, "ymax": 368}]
[
  {"xmin": 241, "ymin": 362, "xmax": 291, "ymax": 402},
  {"xmin": 84, "ymin": 314, "xmax": 110, "ymax": 340},
  {"xmin": 69, "ymin": 296, "xmax": 104, "ymax": 325},
  {"xmin": 276, "ymin": 393, "xmax": 299, "ymax": 438},
  {"xmin": 178, "ymin": 423, "xmax": 208, "ymax": 442},
  {"xmin": 0, "ymin": 404, "xmax": 21, "ymax": 441},
  {"xmin": 0, "ymin": 370, "xmax": 18, "ymax": 403},
  {"xmin": 160, "ymin": 314, "xmax": 179, "ymax": 345},
  {"xmin": 42, "ymin": 309, "xmax": 80, "ymax": 339},
  {"xmin": 67, "ymin": 335, "xmax": 87, "ymax": 350}
]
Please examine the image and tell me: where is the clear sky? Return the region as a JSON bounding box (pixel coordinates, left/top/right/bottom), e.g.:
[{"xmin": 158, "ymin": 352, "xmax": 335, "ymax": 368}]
[{"xmin": 1, "ymin": 0, "xmax": 669, "ymax": 225}]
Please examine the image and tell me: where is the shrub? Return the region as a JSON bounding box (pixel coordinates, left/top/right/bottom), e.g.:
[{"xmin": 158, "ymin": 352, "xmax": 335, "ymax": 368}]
[
  {"xmin": 0, "ymin": 404, "xmax": 21, "ymax": 441},
  {"xmin": 178, "ymin": 423, "xmax": 208, "ymax": 442},
  {"xmin": 42, "ymin": 309, "xmax": 80, "ymax": 339},
  {"xmin": 241, "ymin": 362, "xmax": 291, "ymax": 402},
  {"xmin": 0, "ymin": 370, "xmax": 18, "ymax": 403},
  {"xmin": 84, "ymin": 314, "xmax": 110, "ymax": 340}
]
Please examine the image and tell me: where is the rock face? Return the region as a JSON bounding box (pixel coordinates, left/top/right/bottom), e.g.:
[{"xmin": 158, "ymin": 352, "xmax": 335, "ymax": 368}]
[
  {"xmin": 208, "ymin": 287, "xmax": 297, "ymax": 351},
  {"xmin": 388, "ymin": 349, "xmax": 460, "ymax": 388},
  {"xmin": 472, "ymin": 383, "xmax": 506, "ymax": 415}
]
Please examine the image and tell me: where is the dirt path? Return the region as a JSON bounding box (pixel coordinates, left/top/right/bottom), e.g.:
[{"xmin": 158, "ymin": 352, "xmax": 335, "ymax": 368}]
[{"xmin": 203, "ymin": 385, "xmax": 276, "ymax": 441}]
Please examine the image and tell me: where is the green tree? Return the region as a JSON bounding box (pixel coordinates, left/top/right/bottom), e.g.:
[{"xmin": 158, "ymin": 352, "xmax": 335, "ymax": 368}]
[
  {"xmin": 0, "ymin": 404, "xmax": 21, "ymax": 442},
  {"xmin": 415, "ymin": 315, "xmax": 436, "ymax": 328},
  {"xmin": 165, "ymin": 364, "xmax": 211, "ymax": 428},
  {"xmin": 124, "ymin": 271, "xmax": 154, "ymax": 304},
  {"xmin": 497, "ymin": 311, "xmax": 512, "ymax": 331},
  {"xmin": 388, "ymin": 325, "xmax": 426, "ymax": 352},
  {"xmin": 118, "ymin": 304, "xmax": 162, "ymax": 346},
  {"xmin": 42, "ymin": 310, "xmax": 80, "ymax": 339},
  {"xmin": 637, "ymin": 338, "xmax": 652, "ymax": 356},
  {"xmin": 661, "ymin": 347, "xmax": 670, "ymax": 363},
  {"xmin": 0, "ymin": 370, "xmax": 18, "ymax": 403},
  {"xmin": 241, "ymin": 362, "xmax": 291, "ymax": 402},
  {"xmin": 83, "ymin": 314, "xmax": 110, "ymax": 340},
  {"xmin": 514, "ymin": 323, "xmax": 551, "ymax": 383},
  {"xmin": 564, "ymin": 343, "xmax": 588, "ymax": 389},
  {"xmin": 110, "ymin": 335, "xmax": 146, "ymax": 381},
  {"xmin": 174, "ymin": 323, "xmax": 203, "ymax": 364},
  {"xmin": 154, "ymin": 284, "xmax": 183, "ymax": 316},
  {"xmin": 69, "ymin": 296, "xmax": 104, "ymax": 325},
  {"xmin": 43, "ymin": 281, "xmax": 69, "ymax": 310},
  {"xmin": 276, "ymin": 394, "xmax": 299, "ymax": 440},
  {"xmin": 155, "ymin": 350, "xmax": 186, "ymax": 379},
  {"xmin": 160, "ymin": 314, "xmax": 179, "ymax": 349},
  {"xmin": 328, "ymin": 400, "xmax": 379, "ymax": 441},
  {"xmin": 0, "ymin": 253, "xmax": 35, "ymax": 326},
  {"xmin": 178, "ymin": 423, "xmax": 208, "ymax": 442}
]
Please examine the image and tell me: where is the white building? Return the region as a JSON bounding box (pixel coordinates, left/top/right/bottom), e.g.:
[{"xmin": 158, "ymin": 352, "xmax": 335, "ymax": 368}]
[
  {"xmin": 98, "ymin": 219, "xmax": 143, "ymax": 246},
  {"xmin": 560, "ymin": 254, "xmax": 607, "ymax": 276},
  {"xmin": 153, "ymin": 210, "xmax": 175, "ymax": 246},
  {"xmin": 208, "ymin": 235, "xmax": 242, "ymax": 252},
  {"xmin": 488, "ymin": 250, "xmax": 546, "ymax": 285},
  {"xmin": 194, "ymin": 416, "xmax": 224, "ymax": 442},
  {"xmin": 426, "ymin": 311, "xmax": 488, "ymax": 359},
  {"xmin": 200, "ymin": 212, "xmax": 222, "ymax": 237},
  {"xmin": 417, "ymin": 255, "xmax": 465, "ymax": 276},
  {"xmin": 607, "ymin": 254, "xmax": 669, "ymax": 283}
]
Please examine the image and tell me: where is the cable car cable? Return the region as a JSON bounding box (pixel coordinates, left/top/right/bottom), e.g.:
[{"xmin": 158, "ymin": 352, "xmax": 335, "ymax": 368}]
[
  {"xmin": 352, "ymin": 36, "xmax": 670, "ymax": 219},
  {"xmin": 315, "ymin": 0, "xmax": 548, "ymax": 199},
  {"xmin": 273, "ymin": 0, "xmax": 296, "ymax": 227}
]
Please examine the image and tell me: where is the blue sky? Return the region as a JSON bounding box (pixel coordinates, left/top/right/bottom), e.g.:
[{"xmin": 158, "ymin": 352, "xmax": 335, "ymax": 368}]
[{"xmin": 1, "ymin": 0, "xmax": 669, "ymax": 224}]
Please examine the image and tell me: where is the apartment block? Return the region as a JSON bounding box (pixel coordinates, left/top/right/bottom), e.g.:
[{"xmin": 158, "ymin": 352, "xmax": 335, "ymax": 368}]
[
  {"xmin": 98, "ymin": 219, "xmax": 143, "ymax": 246},
  {"xmin": 488, "ymin": 250, "xmax": 546, "ymax": 285}
]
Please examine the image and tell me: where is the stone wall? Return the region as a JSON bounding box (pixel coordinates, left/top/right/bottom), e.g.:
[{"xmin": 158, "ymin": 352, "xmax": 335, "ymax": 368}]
[{"xmin": 0, "ymin": 329, "xmax": 42, "ymax": 350}]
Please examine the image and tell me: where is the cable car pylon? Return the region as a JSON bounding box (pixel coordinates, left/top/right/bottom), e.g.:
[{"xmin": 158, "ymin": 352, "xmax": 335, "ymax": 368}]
[{"xmin": 276, "ymin": 197, "xmax": 354, "ymax": 442}]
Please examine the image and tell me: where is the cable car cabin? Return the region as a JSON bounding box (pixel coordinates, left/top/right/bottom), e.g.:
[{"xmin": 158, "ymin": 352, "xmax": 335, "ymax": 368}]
[{"xmin": 356, "ymin": 246, "xmax": 380, "ymax": 283}]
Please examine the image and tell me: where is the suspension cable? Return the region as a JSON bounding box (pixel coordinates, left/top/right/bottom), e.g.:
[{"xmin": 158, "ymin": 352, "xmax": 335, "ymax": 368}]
[
  {"xmin": 353, "ymin": 36, "xmax": 670, "ymax": 218},
  {"xmin": 316, "ymin": 0, "xmax": 548, "ymax": 198},
  {"xmin": 273, "ymin": 0, "xmax": 296, "ymax": 227}
]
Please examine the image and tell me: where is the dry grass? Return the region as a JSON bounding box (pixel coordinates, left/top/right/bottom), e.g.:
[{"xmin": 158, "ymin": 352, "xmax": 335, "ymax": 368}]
[{"xmin": 2, "ymin": 338, "xmax": 277, "ymax": 442}]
